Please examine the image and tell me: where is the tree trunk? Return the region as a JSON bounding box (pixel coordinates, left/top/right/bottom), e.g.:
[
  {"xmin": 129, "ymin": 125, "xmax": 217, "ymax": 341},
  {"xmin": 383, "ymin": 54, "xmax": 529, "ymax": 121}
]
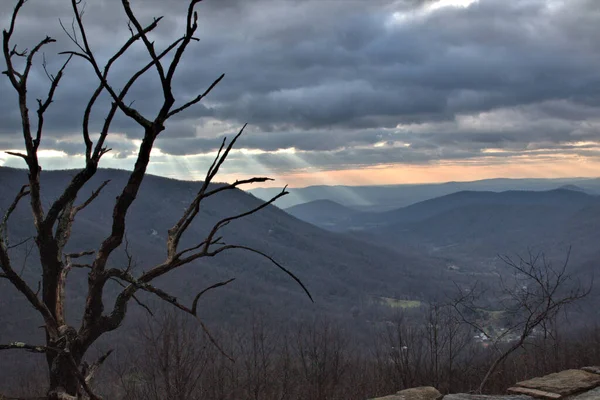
[
  {"xmin": 48, "ymin": 361, "xmax": 80, "ymax": 399},
  {"xmin": 46, "ymin": 327, "xmax": 85, "ymax": 399}
]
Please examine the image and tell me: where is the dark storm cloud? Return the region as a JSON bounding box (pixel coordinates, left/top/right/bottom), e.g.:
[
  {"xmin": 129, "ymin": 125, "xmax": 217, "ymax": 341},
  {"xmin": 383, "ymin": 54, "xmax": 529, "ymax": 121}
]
[
  {"xmin": 156, "ymin": 97, "xmax": 600, "ymax": 173},
  {"xmin": 202, "ymin": 0, "xmax": 600, "ymax": 131},
  {"xmin": 156, "ymin": 127, "xmax": 399, "ymax": 155},
  {"xmin": 1, "ymin": 0, "xmax": 600, "ymax": 171}
]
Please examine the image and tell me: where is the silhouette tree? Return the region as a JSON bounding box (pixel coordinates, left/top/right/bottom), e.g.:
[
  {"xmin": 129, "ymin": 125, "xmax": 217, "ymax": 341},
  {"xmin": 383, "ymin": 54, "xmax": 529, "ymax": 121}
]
[
  {"xmin": 451, "ymin": 248, "xmax": 590, "ymax": 393},
  {"xmin": 0, "ymin": 1, "xmax": 310, "ymax": 398}
]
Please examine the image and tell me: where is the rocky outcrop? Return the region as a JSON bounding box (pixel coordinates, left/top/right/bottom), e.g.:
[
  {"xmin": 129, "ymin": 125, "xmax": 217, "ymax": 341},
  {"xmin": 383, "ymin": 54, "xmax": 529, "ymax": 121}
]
[
  {"xmin": 507, "ymin": 368, "xmax": 600, "ymax": 399},
  {"xmin": 571, "ymin": 387, "xmax": 600, "ymax": 399},
  {"xmin": 370, "ymin": 386, "xmax": 443, "ymax": 400},
  {"xmin": 505, "ymin": 387, "xmax": 560, "ymax": 399},
  {"xmin": 370, "ymin": 366, "xmax": 600, "ymax": 400},
  {"xmin": 443, "ymin": 395, "xmax": 533, "ymax": 400},
  {"xmin": 508, "ymin": 369, "xmax": 600, "ymax": 398}
]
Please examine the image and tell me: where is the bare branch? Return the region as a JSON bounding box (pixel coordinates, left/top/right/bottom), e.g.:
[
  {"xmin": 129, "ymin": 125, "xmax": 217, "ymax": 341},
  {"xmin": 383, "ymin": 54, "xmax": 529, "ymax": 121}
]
[
  {"xmin": 2, "ymin": 0, "xmax": 29, "ymax": 89},
  {"xmin": 0, "ymin": 342, "xmax": 49, "ymax": 353},
  {"xmin": 23, "ymin": 36, "xmax": 56, "ymax": 82},
  {"xmin": 131, "ymin": 294, "xmax": 154, "ymax": 316},
  {"xmin": 55, "ymin": 180, "xmax": 110, "ymax": 254},
  {"xmin": 58, "ymin": 50, "xmax": 90, "ymax": 61},
  {"xmin": 199, "ymin": 187, "xmax": 288, "ymax": 255},
  {"xmin": 104, "ymin": 268, "xmax": 234, "ymax": 360},
  {"xmin": 5, "ymin": 151, "xmax": 27, "ymax": 160},
  {"xmin": 73, "ymin": 180, "xmax": 110, "ymax": 216},
  {"xmin": 56, "ymin": 254, "xmax": 75, "ymax": 326},
  {"xmin": 66, "ymin": 250, "xmax": 95, "ymax": 259},
  {"xmin": 191, "ymin": 278, "xmax": 235, "ymax": 315},
  {"xmin": 1, "ymin": 185, "xmax": 30, "ymax": 246},
  {"xmin": 58, "ymin": 18, "xmax": 85, "ymax": 54},
  {"xmin": 3, "ymin": 0, "xmax": 60, "ymax": 232},
  {"xmin": 83, "ymin": 349, "xmax": 113, "ymax": 385},
  {"xmin": 67, "ymin": 0, "xmax": 152, "ymax": 128},
  {"xmin": 44, "ymin": 27, "xmax": 188, "ymax": 251},
  {"xmin": 66, "ymin": 12, "xmax": 164, "ymax": 162},
  {"xmin": 35, "ymin": 53, "xmax": 73, "ymax": 149},
  {"xmin": 207, "ymin": 245, "xmax": 313, "ymax": 302},
  {"xmin": 119, "ymin": 1, "xmax": 167, "ymax": 89},
  {"xmin": 155, "ymin": 185, "xmax": 288, "ymax": 284},
  {"xmin": 164, "ymin": 0, "xmax": 203, "ymax": 86},
  {"xmin": 64, "ymin": 351, "xmax": 103, "ymax": 400},
  {"xmin": 0, "ymin": 193, "xmax": 56, "ymax": 334},
  {"xmin": 108, "ymin": 275, "xmax": 153, "ymax": 316},
  {"xmin": 171, "ymin": 177, "xmax": 274, "ymax": 260},
  {"xmin": 167, "ymin": 73, "xmax": 224, "ymax": 118},
  {"xmin": 17, "ymin": 238, "xmax": 35, "ymax": 277}
]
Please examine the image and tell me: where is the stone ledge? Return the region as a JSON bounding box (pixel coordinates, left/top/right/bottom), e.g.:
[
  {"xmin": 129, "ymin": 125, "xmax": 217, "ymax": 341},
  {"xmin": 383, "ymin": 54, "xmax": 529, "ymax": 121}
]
[
  {"xmin": 514, "ymin": 369, "xmax": 600, "ymax": 396},
  {"xmin": 369, "ymin": 367, "xmax": 600, "ymax": 400},
  {"xmin": 507, "ymin": 387, "xmax": 561, "ymax": 399},
  {"xmin": 370, "ymin": 386, "xmax": 442, "ymax": 400},
  {"xmin": 443, "ymin": 394, "xmax": 534, "ymax": 399}
]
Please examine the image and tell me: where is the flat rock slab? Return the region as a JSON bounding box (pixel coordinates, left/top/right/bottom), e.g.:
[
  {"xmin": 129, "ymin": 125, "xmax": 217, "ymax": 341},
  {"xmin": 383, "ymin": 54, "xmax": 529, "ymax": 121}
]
[
  {"xmin": 507, "ymin": 387, "xmax": 561, "ymax": 399},
  {"xmin": 515, "ymin": 369, "xmax": 600, "ymax": 396},
  {"xmin": 571, "ymin": 386, "xmax": 600, "ymax": 399},
  {"xmin": 442, "ymin": 395, "xmax": 533, "ymax": 400},
  {"xmin": 371, "ymin": 386, "xmax": 442, "ymax": 400}
]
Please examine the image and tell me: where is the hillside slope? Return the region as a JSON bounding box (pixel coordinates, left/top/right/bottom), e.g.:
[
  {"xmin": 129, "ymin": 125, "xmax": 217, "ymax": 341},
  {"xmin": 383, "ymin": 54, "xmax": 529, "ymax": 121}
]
[
  {"xmin": 0, "ymin": 167, "xmax": 450, "ymax": 342},
  {"xmin": 285, "ymin": 199, "xmax": 361, "ymax": 230},
  {"xmin": 344, "ymin": 189, "xmax": 600, "ymax": 282}
]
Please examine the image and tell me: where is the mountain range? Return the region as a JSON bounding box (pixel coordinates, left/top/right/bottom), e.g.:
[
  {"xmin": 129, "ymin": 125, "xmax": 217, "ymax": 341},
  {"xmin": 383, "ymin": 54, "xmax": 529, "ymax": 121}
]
[
  {"xmin": 251, "ymin": 178, "xmax": 600, "ymax": 211},
  {"xmin": 0, "ymin": 167, "xmax": 452, "ymax": 345},
  {"xmin": 285, "ymin": 187, "xmax": 600, "ymax": 294}
]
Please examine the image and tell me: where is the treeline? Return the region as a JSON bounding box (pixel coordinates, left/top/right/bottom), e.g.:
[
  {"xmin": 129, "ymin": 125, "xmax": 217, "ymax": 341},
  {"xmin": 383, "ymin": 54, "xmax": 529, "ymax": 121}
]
[
  {"xmin": 5, "ymin": 305, "xmax": 599, "ymax": 399},
  {"xmin": 85, "ymin": 305, "xmax": 600, "ymax": 400}
]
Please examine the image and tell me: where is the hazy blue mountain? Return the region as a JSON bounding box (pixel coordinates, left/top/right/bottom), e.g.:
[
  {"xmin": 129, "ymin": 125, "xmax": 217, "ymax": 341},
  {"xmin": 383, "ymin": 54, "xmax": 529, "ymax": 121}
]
[
  {"xmin": 356, "ymin": 188, "xmax": 597, "ymax": 228},
  {"xmin": 0, "ymin": 167, "xmax": 451, "ymax": 343},
  {"xmin": 557, "ymin": 184, "xmax": 587, "ymax": 193},
  {"xmin": 287, "ymin": 188, "xmax": 597, "ymax": 231},
  {"xmin": 281, "ymin": 185, "xmax": 599, "ymax": 287},
  {"xmin": 348, "ymin": 189, "xmax": 600, "ymax": 280},
  {"xmin": 285, "ymin": 200, "xmax": 361, "ymax": 231},
  {"xmin": 250, "ymin": 177, "xmax": 600, "ymax": 211}
]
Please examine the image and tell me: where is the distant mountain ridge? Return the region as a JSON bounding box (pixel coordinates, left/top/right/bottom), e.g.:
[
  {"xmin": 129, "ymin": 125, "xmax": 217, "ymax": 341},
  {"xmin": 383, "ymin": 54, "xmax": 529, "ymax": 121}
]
[
  {"xmin": 288, "ymin": 188, "xmax": 598, "ymax": 232},
  {"xmin": 250, "ymin": 177, "xmax": 600, "ymax": 211},
  {"xmin": 285, "ymin": 199, "xmax": 360, "ymax": 230},
  {"xmin": 282, "ymin": 187, "xmax": 600, "ymax": 286},
  {"xmin": 356, "ymin": 188, "xmax": 598, "ymax": 228},
  {"xmin": 558, "ymin": 184, "xmax": 587, "ymax": 193}
]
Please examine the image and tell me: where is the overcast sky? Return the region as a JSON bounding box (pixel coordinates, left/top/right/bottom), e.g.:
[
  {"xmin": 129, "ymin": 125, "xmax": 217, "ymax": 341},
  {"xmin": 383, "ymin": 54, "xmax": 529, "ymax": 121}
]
[{"xmin": 1, "ymin": 0, "xmax": 600, "ymax": 187}]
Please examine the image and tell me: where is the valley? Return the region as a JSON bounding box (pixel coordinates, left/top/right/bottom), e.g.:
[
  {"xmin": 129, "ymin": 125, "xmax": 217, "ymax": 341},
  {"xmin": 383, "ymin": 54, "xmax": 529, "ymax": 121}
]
[{"xmin": 1, "ymin": 168, "xmax": 598, "ymax": 397}]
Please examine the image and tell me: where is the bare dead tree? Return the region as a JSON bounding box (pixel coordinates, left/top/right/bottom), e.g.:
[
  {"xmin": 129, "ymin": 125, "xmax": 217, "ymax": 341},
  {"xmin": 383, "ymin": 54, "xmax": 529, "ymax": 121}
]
[
  {"xmin": 450, "ymin": 248, "xmax": 591, "ymax": 393},
  {"xmin": 0, "ymin": 1, "xmax": 311, "ymax": 399}
]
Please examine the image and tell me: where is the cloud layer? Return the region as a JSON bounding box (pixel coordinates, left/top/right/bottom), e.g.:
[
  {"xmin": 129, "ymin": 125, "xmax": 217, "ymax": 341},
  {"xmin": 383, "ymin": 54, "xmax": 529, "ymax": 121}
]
[{"xmin": 1, "ymin": 0, "xmax": 600, "ymax": 182}]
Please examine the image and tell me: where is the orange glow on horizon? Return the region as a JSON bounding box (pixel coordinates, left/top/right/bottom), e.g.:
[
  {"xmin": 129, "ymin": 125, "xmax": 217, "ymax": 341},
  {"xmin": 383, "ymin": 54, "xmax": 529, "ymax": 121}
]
[{"xmin": 228, "ymin": 155, "xmax": 600, "ymax": 188}]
